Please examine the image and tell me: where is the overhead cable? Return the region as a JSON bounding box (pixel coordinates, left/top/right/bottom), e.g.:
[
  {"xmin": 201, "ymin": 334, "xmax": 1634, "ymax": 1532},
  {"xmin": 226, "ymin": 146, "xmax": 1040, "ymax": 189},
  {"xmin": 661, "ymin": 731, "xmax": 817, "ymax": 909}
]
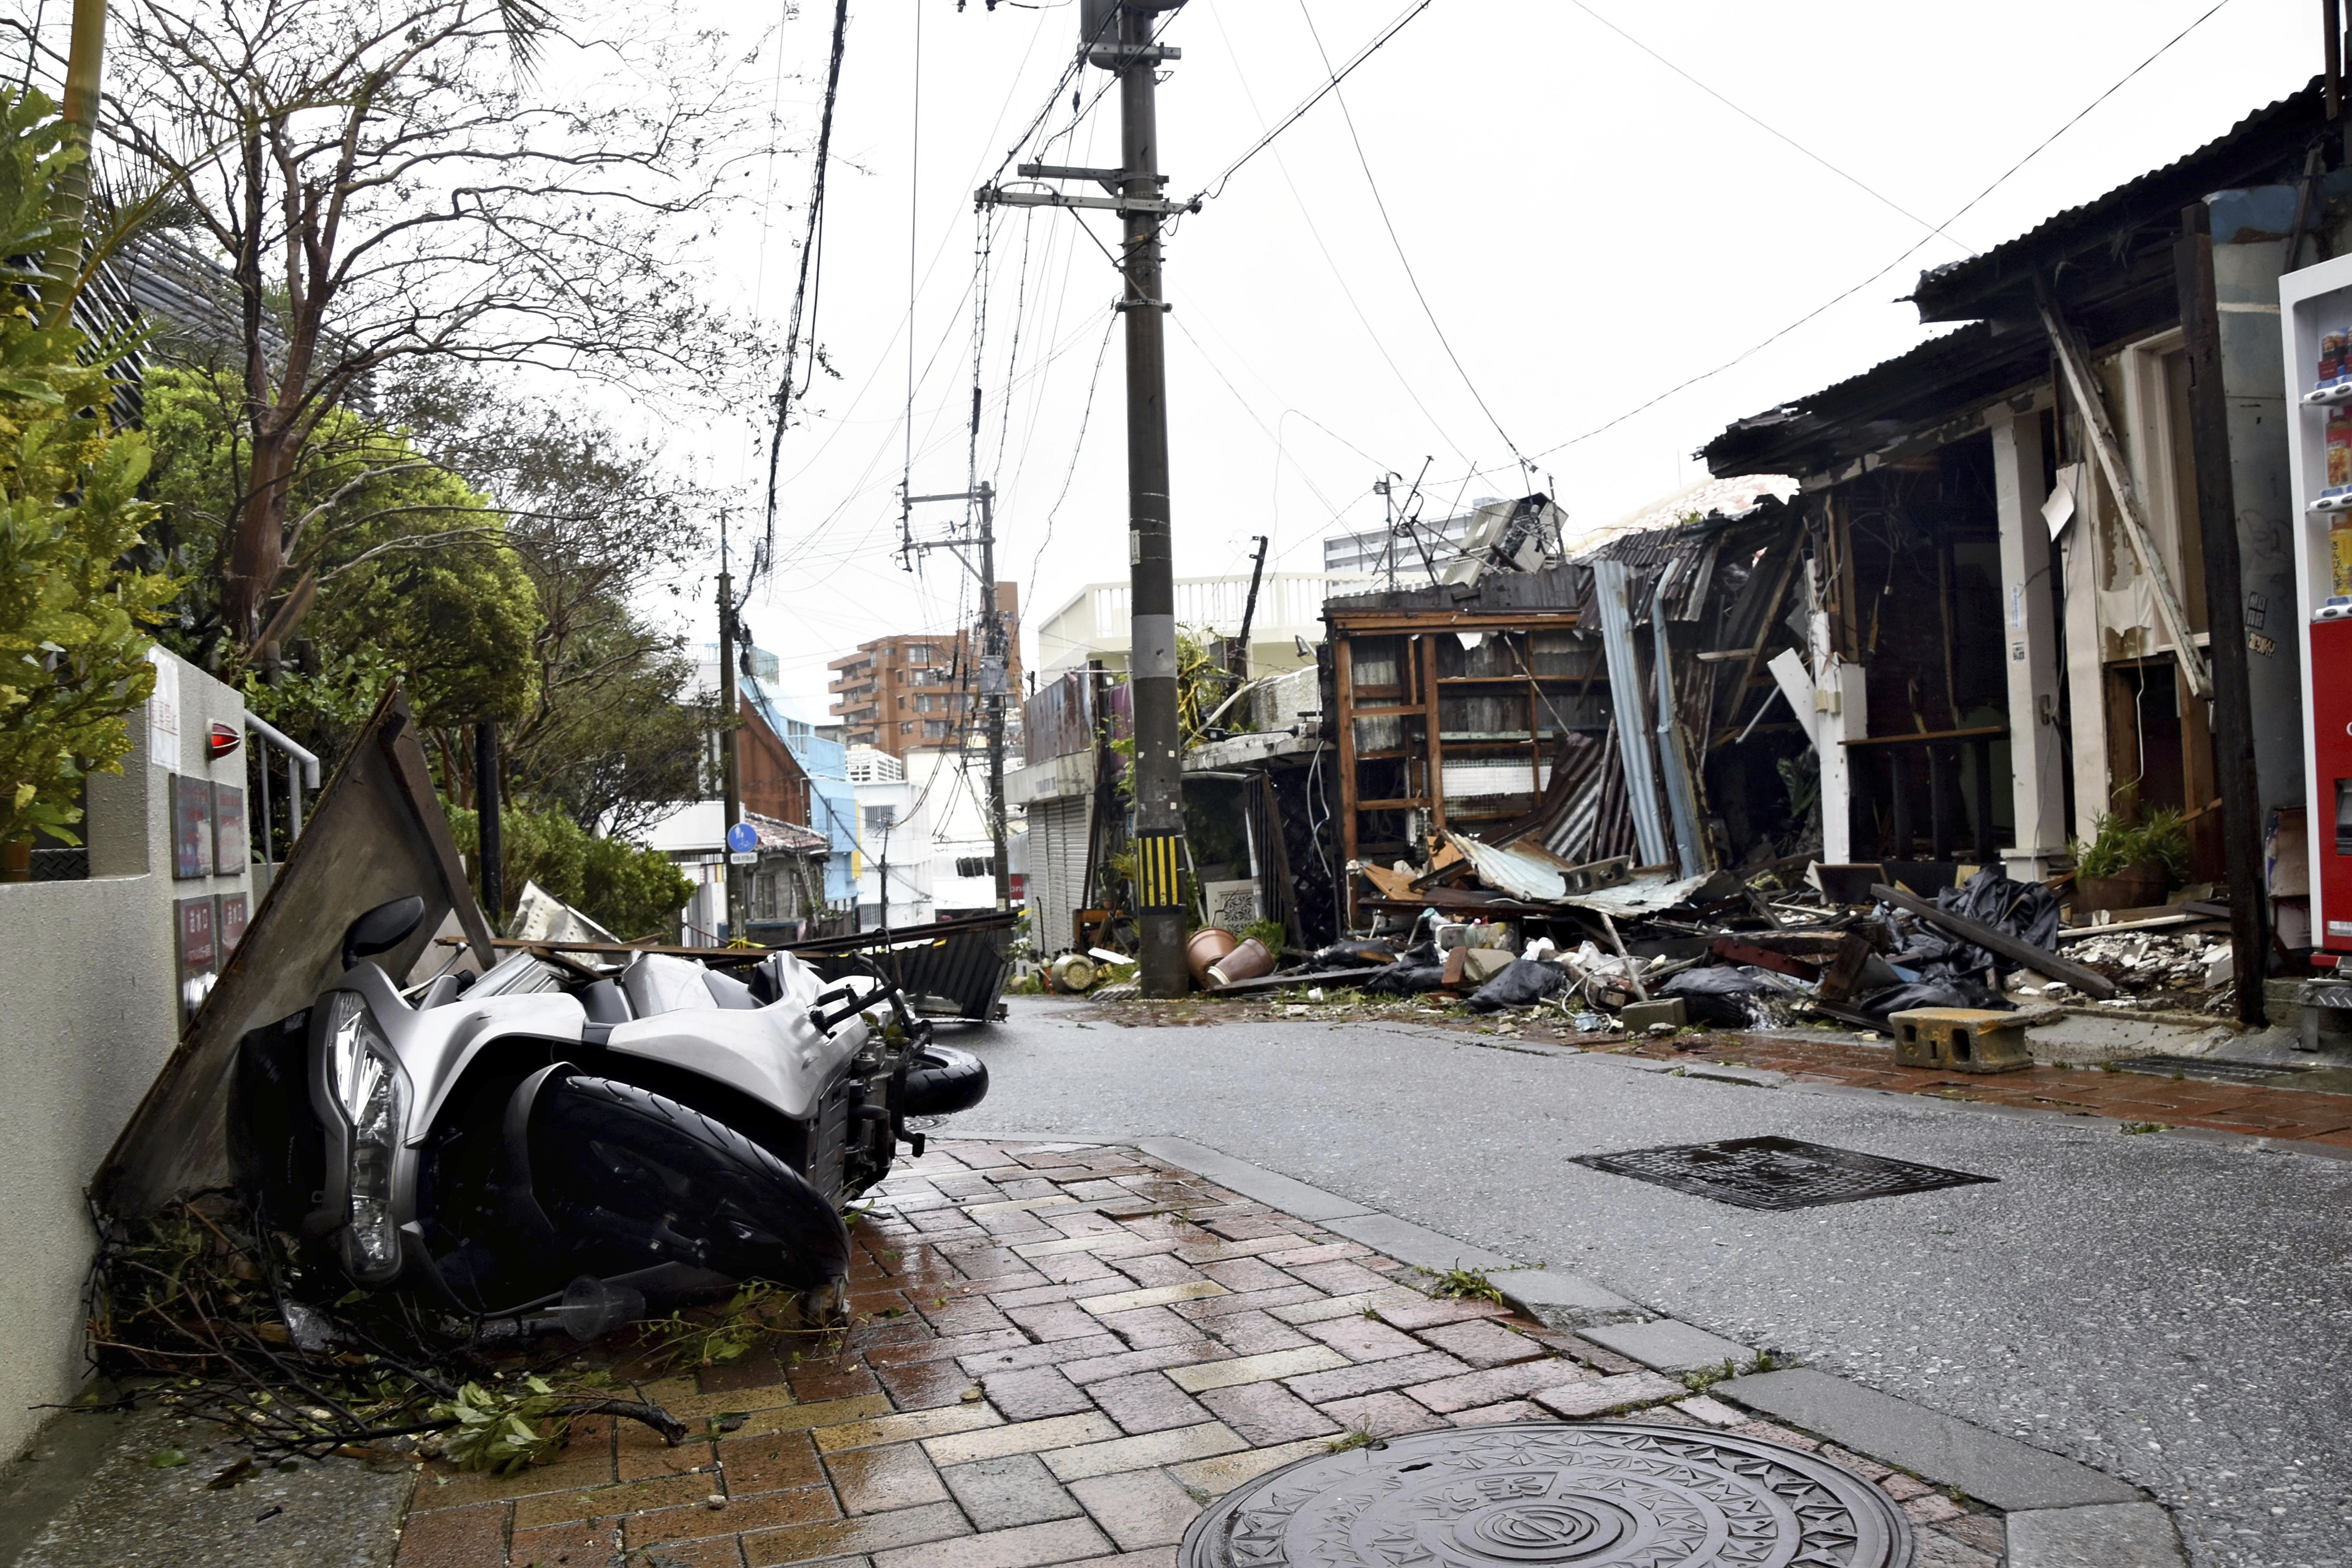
[
  {"xmin": 752, "ymin": 0, "xmax": 852, "ymax": 604},
  {"xmin": 1188, "ymin": 0, "xmax": 1433, "ymax": 207},
  {"xmin": 1497, "ymin": 0, "xmax": 2245, "ymax": 473},
  {"xmin": 1294, "ymin": 0, "xmax": 1524, "ymax": 476}
]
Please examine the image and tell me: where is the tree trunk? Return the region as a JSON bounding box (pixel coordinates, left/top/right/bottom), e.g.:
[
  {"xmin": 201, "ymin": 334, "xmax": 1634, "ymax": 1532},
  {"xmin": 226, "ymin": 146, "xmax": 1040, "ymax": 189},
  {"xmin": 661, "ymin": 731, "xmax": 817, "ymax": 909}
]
[{"xmin": 226, "ymin": 426, "xmax": 296, "ymax": 644}]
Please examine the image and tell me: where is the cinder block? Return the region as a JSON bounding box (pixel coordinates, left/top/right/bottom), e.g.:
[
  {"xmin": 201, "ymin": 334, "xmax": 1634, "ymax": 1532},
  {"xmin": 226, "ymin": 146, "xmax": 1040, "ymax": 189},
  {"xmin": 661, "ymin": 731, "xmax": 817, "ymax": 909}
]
[
  {"xmin": 1889, "ymin": 1007, "xmax": 2030, "ymax": 1074},
  {"xmin": 1462, "ymin": 948, "xmax": 1517, "ymax": 984},
  {"xmin": 1619, "ymin": 998, "xmax": 1687, "ymax": 1032}
]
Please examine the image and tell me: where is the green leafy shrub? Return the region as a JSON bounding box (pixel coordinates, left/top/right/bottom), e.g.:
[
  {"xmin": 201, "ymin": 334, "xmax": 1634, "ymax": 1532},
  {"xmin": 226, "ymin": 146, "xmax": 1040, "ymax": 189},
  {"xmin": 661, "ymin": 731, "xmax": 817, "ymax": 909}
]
[
  {"xmin": 2071, "ymin": 808, "xmax": 2189, "ymax": 883},
  {"xmin": 445, "ymin": 799, "xmax": 692, "ymax": 939},
  {"xmin": 0, "ymin": 89, "xmax": 178, "ymax": 848}
]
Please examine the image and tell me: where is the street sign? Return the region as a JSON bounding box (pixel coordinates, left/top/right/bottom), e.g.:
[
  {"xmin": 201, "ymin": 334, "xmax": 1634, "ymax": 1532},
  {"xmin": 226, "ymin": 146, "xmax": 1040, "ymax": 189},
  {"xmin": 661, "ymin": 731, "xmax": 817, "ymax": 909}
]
[
  {"xmin": 726, "ymin": 822, "xmax": 757, "ymax": 854},
  {"xmin": 728, "ymin": 851, "xmax": 758, "ymax": 865}
]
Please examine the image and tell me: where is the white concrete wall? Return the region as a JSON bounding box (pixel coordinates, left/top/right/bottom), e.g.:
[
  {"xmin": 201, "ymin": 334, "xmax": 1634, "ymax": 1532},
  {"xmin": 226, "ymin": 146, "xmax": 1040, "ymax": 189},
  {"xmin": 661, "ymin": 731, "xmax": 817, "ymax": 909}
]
[{"xmin": 0, "ymin": 653, "xmax": 249, "ymax": 1461}]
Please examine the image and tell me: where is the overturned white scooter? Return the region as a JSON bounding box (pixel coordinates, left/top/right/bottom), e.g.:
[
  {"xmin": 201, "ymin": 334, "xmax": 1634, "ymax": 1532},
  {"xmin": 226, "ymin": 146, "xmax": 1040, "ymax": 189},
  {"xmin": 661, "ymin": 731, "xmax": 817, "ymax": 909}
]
[{"xmin": 232, "ymin": 897, "xmax": 987, "ymax": 1325}]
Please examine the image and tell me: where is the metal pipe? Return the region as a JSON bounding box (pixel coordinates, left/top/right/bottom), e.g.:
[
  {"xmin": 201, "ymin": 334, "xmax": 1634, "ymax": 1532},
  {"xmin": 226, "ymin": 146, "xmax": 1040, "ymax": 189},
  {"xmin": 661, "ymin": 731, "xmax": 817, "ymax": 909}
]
[{"xmin": 243, "ymin": 711, "xmax": 319, "ymax": 786}]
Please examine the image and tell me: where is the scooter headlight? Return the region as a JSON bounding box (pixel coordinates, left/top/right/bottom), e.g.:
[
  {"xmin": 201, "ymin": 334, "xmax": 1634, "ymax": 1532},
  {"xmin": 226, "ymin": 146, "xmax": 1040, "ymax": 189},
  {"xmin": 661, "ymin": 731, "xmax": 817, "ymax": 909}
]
[{"xmin": 324, "ymin": 992, "xmax": 407, "ymax": 1275}]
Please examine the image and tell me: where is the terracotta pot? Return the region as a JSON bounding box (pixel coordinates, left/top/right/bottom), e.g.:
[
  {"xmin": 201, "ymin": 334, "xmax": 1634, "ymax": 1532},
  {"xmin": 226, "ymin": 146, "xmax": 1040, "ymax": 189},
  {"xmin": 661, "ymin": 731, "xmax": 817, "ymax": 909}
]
[
  {"xmin": 1187, "ymin": 927, "xmax": 1239, "ymax": 987},
  {"xmin": 0, "ymin": 840, "xmax": 28, "ymax": 883},
  {"xmin": 1205, "ymin": 937, "xmax": 1273, "ymax": 989},
  {"xmin": 2077, "ymin": 864, "xmax": 2167, "ymax": 913}
]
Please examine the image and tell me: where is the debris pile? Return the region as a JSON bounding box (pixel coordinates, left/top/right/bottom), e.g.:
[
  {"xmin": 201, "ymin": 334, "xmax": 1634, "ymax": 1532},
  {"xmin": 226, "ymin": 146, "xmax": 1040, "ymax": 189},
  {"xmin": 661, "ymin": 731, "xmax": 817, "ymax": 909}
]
[{"xmin": 1194, "ymin": 849, "xmax": 2238, "ymax": 1034}]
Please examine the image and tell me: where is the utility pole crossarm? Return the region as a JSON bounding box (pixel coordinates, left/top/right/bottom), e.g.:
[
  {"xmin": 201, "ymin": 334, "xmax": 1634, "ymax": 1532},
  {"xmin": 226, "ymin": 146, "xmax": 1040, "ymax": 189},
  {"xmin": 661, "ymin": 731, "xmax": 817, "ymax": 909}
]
[
  {"xmin": 977, "ymin": 186, "xmax": 1201, "ymax": 218},
  {"xmin": 1017, "ymin": 163, "xmax": 1164, "ymax": 192}
]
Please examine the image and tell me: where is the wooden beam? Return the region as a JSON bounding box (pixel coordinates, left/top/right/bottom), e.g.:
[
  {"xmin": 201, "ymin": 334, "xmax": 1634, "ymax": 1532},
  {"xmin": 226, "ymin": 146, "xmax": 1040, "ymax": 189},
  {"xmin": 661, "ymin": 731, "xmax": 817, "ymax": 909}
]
[
  {"xmin": 2173, "ymin": 204, "xmax": 2270, "ymax": 1027},
  {"xmin": 2035, "ymin": 278, "xmax": 2211, "ymax": 700}
]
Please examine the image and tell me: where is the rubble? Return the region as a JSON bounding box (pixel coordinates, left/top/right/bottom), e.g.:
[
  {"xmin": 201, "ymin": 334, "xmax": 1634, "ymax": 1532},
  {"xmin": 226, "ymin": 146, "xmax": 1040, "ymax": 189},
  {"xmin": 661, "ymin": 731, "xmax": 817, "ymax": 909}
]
[{"xmin": 1165, "ymin": 841, "xmax": 2241, "ymax": 1042}]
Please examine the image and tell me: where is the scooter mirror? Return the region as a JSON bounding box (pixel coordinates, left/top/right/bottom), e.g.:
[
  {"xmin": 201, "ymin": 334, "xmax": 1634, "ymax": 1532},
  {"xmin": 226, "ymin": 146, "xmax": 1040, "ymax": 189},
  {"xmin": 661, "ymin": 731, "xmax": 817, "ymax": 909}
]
[{"xmin": 341, "ymin": 895, "xmax": 427, "ymax": 971}]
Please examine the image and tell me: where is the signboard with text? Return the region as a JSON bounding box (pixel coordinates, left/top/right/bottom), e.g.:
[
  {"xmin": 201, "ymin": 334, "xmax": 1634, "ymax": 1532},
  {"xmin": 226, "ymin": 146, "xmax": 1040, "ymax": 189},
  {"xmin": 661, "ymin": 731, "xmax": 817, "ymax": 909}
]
[
  {"xmin": 218, "ymin": 891, "xmax": 249, "ymax": 956},
  {"xmin": 174, "ymin": 895, "xmax": 218, "ymax": 1026},
  {"xmin": 170, "ymin": 775, "xmax": 212, "ymax": 879},
  {"xmin": 212, "ymin": 784, "xmax": 248, "ymax": 873}
]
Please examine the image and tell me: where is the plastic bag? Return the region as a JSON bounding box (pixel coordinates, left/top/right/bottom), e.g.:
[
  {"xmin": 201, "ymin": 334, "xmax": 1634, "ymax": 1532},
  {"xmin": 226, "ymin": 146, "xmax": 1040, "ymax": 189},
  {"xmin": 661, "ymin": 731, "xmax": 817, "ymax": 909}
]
[
  {"xmin": 1465, "ymin": 958, "xmax": 1572, "ymax": 1013},
  {"xmin": 1360, "ymin": 963, "xmax": 1448, "ymax": 997},
  {"xmin": 1658, "ymin": 965, "xmax": 1773, "ymax": 1027}
]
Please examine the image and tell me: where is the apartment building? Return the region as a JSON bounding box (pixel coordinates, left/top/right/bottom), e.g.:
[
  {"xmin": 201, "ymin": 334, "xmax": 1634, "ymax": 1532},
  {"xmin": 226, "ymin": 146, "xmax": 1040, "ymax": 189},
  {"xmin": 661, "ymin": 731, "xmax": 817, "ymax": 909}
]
[{"xmin": 826, "ymin": 585, "xmax": 1020, "ymax": 760}]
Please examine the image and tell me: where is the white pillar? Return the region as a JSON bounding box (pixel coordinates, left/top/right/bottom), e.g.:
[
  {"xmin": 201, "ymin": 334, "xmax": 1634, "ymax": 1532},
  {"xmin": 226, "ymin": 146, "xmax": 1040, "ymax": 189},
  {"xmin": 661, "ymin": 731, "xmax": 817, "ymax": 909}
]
[
  {"xmin": 2058, "ymin": 462, "xmax": 2110, "ymax": 844},
  {"xmin": 1769, "ymin": 641, "xmax": 1868, "ymax": 866},
  {"xmin": 1990, "ymin": 405, "xmax": 2068, "ymax": 877}
]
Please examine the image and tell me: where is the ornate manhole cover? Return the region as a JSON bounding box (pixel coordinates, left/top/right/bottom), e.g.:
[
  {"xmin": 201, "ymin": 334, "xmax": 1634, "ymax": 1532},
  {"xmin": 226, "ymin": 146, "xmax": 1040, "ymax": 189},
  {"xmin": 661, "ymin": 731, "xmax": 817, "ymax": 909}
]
[
  {"xmin": 1180, "ymin": 1422, "xmax": 1909, "ymax": 1568},
  {"xmin": 1568, "ymin": 1134, "xmax": 1993, "ymax": 1212}
]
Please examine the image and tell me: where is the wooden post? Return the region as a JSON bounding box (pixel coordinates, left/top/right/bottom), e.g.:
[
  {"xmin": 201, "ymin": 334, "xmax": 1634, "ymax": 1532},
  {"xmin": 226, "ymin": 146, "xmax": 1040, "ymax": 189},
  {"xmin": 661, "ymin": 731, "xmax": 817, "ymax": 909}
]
[
  {"xmin": 2173, "ymin": 204, "xmax": 2270, "ymax": 1027},
  {"xmin": 1334, "ymin": 632, "xmax": 1359, "ymax": 927},
  {"xmin": 2037, "ymin": 279, "xmax": 2211, "ymax": 701}
]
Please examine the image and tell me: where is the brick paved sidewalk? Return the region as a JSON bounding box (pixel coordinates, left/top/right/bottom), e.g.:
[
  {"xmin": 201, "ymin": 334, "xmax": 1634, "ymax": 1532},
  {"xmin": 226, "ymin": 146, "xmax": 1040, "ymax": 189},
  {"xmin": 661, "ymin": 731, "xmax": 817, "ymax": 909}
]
[
  {"xmin": 392, "ymin": 1139, "xmax": 2008, "ymax": 1568},
  {"xmin": 1621, "ymin": 1032, "xmax": 2352, "ymax": 1150}
]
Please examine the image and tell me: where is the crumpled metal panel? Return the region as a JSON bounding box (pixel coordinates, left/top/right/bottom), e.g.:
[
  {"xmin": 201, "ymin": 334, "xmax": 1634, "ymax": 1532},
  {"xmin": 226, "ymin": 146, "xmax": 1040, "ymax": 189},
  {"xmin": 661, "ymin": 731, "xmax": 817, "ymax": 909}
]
[{"xmin": 1444, "ymin": 832, "xmax": 1573, "ymax": 903}]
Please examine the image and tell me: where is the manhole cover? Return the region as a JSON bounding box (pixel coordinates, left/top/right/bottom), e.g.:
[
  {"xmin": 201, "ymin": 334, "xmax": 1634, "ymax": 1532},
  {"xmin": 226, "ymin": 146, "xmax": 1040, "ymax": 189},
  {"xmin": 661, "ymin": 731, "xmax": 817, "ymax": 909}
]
[
  {"xmin": 2107, "ymin": 1055, "xmax": 2314, "ymax": 1086},
  {"xmin": 1569, "ymin": 1134, "xmax": 1993, "ymax": 1212},
  {"xmin": 1179, "ymin": 1421, "xmax": 1910, "ymax": 1568},
  {"xmin": 903, "ymin": 1114, "xmax": 953, "ymax": 1132}
]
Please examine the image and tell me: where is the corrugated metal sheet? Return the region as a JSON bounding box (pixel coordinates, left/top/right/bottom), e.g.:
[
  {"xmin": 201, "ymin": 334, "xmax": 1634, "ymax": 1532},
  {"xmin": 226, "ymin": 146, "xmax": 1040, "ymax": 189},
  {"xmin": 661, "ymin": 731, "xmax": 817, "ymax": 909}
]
[
  {"xmin": 796, "ymin": 910, "xmax": 1016, "ymax": 1023},
  {"xmin": 1025, "ymin": 794, "xmax": 1094, "ymax": 956},
  {"xmin": 1444, "ymin": 833, "xmax": 1573, "ymax": 903}
]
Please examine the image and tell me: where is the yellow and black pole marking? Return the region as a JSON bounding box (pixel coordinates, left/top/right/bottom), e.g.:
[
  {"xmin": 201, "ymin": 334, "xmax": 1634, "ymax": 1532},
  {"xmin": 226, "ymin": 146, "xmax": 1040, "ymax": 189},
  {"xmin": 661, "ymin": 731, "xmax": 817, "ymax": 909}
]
[{"xmin": 1132, "ymin": 829, "xmax": 1185, "ymax": 911}]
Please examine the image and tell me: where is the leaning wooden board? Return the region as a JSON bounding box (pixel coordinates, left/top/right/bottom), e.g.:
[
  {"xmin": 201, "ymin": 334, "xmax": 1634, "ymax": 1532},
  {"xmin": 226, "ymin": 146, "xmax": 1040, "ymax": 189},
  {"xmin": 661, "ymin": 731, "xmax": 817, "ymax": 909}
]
[{"xmin": 1871, "ymin": 884, "xmax": 2118, "ymax": 1000}]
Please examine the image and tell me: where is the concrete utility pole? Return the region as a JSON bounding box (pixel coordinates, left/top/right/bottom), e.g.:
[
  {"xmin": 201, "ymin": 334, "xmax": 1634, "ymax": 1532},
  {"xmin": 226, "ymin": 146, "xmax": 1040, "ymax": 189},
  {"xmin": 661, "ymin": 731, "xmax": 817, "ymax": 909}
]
[
  {"xmin": 901, "ymin": 484, "xmax": 1012, "ymax": 912},
  {"xmin": 1112, "ymin": 1, "xmax": 1189, "ymax": 997},
  {"xmin": 978, "ymin": 0, "xmax": 1198, "ymax": 993}
]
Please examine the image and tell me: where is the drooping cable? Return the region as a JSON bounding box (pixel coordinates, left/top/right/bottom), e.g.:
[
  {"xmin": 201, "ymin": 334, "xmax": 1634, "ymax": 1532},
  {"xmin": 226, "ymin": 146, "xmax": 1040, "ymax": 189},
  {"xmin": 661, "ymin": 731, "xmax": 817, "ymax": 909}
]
[
  {"xmin": 752, "ymin": 0, "xmax": 852, "ymax": 604},
  {"xmin": 1292, "ymin": 0, "xmax": 1525, "ymax": 480},
  {"xmin": 1187, "ymin": 0, "xmax": 1432, "ymax": 207},
  {"xmin": 1503, "ymin": 0, "xmax": 2243, "ymax": 470}
]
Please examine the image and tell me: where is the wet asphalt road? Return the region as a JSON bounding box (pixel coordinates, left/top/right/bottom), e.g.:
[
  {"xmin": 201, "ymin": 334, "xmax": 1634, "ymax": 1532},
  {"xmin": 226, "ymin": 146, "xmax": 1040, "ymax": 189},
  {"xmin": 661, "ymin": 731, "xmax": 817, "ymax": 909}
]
[{"xmin": 937, "ymin": 999, "xmax": 2352, "ymax": 1568}]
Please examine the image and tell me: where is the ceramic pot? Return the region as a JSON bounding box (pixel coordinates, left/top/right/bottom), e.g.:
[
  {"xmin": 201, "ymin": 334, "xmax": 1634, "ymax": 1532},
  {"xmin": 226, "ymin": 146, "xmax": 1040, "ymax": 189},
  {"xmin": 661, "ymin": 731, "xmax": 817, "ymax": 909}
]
[
  {"xmin": 1205, "ymin": 937, "xmax": 1273, "ymax": 989},
  {"xmin": 1187, "ymin": 927, "xmax": 1239, "ymax": 987}
]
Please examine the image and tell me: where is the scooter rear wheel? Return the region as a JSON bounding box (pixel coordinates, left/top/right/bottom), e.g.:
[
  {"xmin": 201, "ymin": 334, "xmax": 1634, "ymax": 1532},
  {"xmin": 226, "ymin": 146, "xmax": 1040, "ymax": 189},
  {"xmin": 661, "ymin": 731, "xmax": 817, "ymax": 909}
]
[
  {"xmin": 901, "ymin": 1043, "xmax": 989, "ymax": 1116},
  {"xmin": 529, "ymin": 1073, "xmax": 850, "ymax": 1292}
]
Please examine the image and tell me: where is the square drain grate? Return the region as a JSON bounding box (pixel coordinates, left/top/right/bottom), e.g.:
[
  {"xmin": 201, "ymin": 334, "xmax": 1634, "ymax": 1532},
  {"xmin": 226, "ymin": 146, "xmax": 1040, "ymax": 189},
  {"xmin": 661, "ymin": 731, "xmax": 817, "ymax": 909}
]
[
  {"xmin": 1570, "ymin": 1134, "xmax": 1995, "ymax": 1212},
  {"xmin": 2107, "ymin": 1055, "xmax": 2313, "ymax": 1087}
]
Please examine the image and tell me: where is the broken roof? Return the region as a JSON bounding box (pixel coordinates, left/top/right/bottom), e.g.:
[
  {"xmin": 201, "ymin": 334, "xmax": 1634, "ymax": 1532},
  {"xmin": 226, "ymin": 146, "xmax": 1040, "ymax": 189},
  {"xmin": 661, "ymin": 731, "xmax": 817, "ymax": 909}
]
[{"xmin": 1706, "ymin": 78, "xmax": 2330, "ymax": 480}]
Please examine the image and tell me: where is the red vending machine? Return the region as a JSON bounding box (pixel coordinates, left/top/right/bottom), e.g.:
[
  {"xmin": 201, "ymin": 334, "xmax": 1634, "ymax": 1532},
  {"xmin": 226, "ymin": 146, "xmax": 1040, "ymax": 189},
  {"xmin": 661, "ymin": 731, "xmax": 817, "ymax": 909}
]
[{"xmin": 2280, "ymin": 258, "xmax": 2352, "ymax": 968}]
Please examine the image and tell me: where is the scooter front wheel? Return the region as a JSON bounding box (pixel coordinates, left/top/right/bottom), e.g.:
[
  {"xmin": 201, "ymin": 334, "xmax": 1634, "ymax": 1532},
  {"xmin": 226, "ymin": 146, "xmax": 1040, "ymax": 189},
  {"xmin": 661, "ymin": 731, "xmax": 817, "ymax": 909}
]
[{"xmin": 526, "ymin": 1073, "xmax": 850, "ymax": 1293}]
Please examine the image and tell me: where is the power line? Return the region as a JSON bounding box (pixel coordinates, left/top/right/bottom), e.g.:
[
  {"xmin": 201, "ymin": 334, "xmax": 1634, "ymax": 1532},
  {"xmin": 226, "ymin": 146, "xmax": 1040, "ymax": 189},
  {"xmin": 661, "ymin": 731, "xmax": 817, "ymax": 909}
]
[
  {"xmin": 1025, "ymin": 304, "xmax": 1121, "ymax": 611},
  {"xmin": 750, "ymin": 0, "xmax": 851, "ymax": 605},
  {"xmin": 1293, "ymin": 0, "xmax": 1524, "ymax": 477},
  {"xmin": 1201, "ymin": 1, "xmax": 1474, "ymax": 473},
  {"xmin": 1561, "ymin": 0, "xmax": 1970, "ymax": 250},
  {"xmin": 1492, "ymin": 0, "xmax": 2245, "ymax": 473},
  {"xmin": 902, "ymin": 0, "xmax": 924, "ymax": 519},
  {"xmin": 1188, "ymin": 0, "xmax": 1434, "ymax": 207}
]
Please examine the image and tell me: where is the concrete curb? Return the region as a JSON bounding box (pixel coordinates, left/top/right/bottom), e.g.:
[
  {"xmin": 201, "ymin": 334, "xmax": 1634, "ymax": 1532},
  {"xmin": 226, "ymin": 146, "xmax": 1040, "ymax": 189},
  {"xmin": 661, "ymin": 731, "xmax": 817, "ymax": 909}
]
[{"xmin": 1134, "ymin": 1132, "xmax": 2190, "ymax": 1565}]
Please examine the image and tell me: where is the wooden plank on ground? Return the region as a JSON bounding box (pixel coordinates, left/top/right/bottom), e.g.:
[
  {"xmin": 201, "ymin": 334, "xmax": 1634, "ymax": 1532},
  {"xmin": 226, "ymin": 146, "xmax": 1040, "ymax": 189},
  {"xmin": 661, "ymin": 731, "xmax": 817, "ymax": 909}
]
[{"xmin": 1870, "ymin": 883, "xmax": 2117, "ymax": 999}]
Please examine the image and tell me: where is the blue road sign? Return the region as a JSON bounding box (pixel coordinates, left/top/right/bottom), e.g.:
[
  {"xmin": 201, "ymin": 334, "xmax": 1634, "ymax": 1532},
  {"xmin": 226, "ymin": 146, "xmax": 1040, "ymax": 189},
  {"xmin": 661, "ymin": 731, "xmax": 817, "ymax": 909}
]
[{"xmin": 726, "ymin": 821, "xmax": 758, "ymax": 854}]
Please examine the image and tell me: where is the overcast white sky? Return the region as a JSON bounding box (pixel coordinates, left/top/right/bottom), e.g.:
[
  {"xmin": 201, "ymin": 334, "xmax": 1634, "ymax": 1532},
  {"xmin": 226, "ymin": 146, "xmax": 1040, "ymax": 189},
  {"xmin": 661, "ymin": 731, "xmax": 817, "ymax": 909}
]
[
  {"xmin": 60, "ymin": 0, "xmax": 2310, "ymax": 720},
  {"xmin": 697, "ymin": 0, "xmax": 2315, "ymax": 722}
]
